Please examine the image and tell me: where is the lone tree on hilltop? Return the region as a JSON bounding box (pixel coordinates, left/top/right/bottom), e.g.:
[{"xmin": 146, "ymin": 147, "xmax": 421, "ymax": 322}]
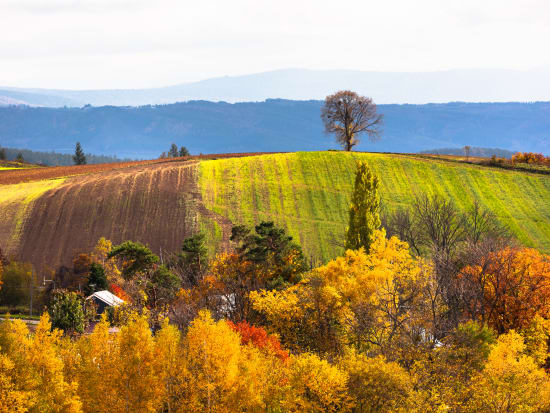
[
  {"xmin": 345, "ymin": 161, "xmax": 381, "ymax": 253},
  {"xmin": 464, "ymin": 145, "xmax": 471, "ymax": 161},
  {"xmin": 15, "ymin": 152, "xmax": 24, "ymax": 163},
  {"xmin": 0, "ymin": 147, "xmax": 5, "ymax": 160},
  {"xmin": 321, "ymin": 90, "xmax": 383, "ymax": 151},
  {"xmin": 73, "ymin": 142, "xmax": 86, "ymax": 165}
]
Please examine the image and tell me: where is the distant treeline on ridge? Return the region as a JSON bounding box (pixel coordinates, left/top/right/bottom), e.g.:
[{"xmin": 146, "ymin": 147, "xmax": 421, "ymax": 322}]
[
  {"xmin": 0, "ymin": 147, "xmax": 132, "ymax": 166},
  {"xmin": 420, "ymin": 147, "xmax": 516, "ymax": 158}
]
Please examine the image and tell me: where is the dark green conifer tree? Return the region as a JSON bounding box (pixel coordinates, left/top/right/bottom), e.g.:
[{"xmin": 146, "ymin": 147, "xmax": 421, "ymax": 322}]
[
  {"xmin": 85, "ymin": 262, "xmax": 108, "ymax": 295},
  {"xmin": 168, "ymin": 143, "xmax": 179, "ymax": 158},
  {"xmin": 179, "ymin": 146, "xmax": 190, "ymax": 157},
  {"xmin": 73, "ymin": 142, "xmax": 87, "ymax": 165}
]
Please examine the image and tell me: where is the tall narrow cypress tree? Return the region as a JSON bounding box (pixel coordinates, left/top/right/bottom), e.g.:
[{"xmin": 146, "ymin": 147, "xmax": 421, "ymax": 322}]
[
  {"xmin": 73, "ymin": 142, "xmax": 87, "ymax": 165},
  {"xmin": 345, "ymin": 161, "xmax": 381, "ymax": 253}
]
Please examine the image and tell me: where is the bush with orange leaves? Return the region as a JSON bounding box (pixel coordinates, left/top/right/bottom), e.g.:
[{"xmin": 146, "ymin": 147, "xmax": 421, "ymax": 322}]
[
  {"xmin": 228, "ymin": 320, "xmax": 289, "ymax": 361},
  {"xmin": 511, "ymin": 152, "xmax": 550, "ymax": 165},
  {"xmin": 109, "ymin": 283, "xmax": 130, "ymax": 302},
  {"xmin": 460, "ymin": 247, "xmax": 550, "ymax": 333}
]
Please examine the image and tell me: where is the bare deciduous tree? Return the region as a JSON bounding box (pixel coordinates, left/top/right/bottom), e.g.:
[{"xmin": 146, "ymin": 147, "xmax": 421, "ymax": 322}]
[
  {"xmin": 463, "ymin": 145, "xmax": 471, "ymax": 161},
  {"xmin": 464, "ymin": 200, "xmax": 510, "ymax": 245},
  {"xmin": 321, "ymin": 90, "xmax": 383, "ymax": 151}
]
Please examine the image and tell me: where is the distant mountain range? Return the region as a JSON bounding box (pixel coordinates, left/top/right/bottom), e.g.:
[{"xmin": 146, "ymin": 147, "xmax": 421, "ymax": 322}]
[
  {"xmin": 1, "ymin": 100, "xmax": 549, "ymax": 158},
  {"xmin": 3, "ymin": 68, "xmax": 550, "ymax": 107}
]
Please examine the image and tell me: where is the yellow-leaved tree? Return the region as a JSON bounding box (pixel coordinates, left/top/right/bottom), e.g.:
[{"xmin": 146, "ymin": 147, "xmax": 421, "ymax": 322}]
[
  {"xmin": 90, "ymin": 237, "xmax": 121, "ymax": 284},
  {"xmin": 338, "ymin": 348, "xmax": 413, "ymax": 413},
  {"xmin": 179, "ymin": 310, "xmax": 243, "ymax": 412},
  {"xmin": 76, "ymin": 313, "xmax": 163, "ymax": 413},
  {"xmin": 282, "ymin": 352, "xmax": 352, "ymax": 412},
  {"xmin": 0, "ymin": 352, "xmax": 34, "ymax": 413},
  {"xmin": 0, "ymin": 315, "xmax": 81, "ymax": 412},
  {"xmin": 154, "ymin": 319, "xmax": 183, "ymax": 413},
  {"xmin": 251, "ymin": 230, "xmax": 426, "ymax": 356},
  {"xmin": 467, "ymin": 330, "xmax": 550, "ymax": 413}
]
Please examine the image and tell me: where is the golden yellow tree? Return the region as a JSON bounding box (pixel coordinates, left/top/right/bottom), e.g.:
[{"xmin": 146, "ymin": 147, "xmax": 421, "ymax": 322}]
[
  {"xmin": 90, "ymin": 237, "xmax": 121, "ymax": 284},
  {"xmin": 251, "ymin": 230, "xmax": 425, "ymax": 355},
  {"xmin": 519, "ymin": 315, "xmax": 550, "ymax": 367},
  {"xmin": 0, "ymin": 315, "xmax": 81, "ymax": 412},
  {"xmin": 282, "ymin": 352, "xmax": 352, "ymax": 413},
  {"xmin": 0, "ymin": 352, "xmax": 34, "ymax": 413},
  {"xmin": 75, "ymin": 315, "xmax": 119, "ymax": 412},
  {"xmin": 154, "ymin": 319, "xmax": 184, "ymax": 413},
  {"xmin": 412, "ymin": 321, "xmax": 495, "ymax": 412},
  {"xmin": 179, "ymin": 310, "xmax": 243, "ymax": 412},
  {"xmin": 338, "ymin": 348, "xmax": 413, "ymax": 413},
  {"xmin": 115, "ymin": 313, "xmax": 164, "ymax": 412},
  {"xmin": 467, "ymin": 330, "xmax": 550, "ymax": 413}
]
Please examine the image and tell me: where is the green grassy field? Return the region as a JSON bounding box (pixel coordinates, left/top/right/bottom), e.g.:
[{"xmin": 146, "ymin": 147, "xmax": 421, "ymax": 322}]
[{"xmin": 199, "ymin": 151, "xmax": 550, "ymax": 262}]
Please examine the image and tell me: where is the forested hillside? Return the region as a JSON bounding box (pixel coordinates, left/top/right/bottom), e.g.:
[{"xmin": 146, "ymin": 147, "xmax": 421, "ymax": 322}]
[{"xmin": 1, "ymin": 101, "xmax": 549, "ymax": 158}]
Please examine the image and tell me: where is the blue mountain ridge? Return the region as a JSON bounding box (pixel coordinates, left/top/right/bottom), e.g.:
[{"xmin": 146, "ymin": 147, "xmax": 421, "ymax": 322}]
[{"xmin": 0, "ymin": 100, "xmax": 548, "ymax": 158}]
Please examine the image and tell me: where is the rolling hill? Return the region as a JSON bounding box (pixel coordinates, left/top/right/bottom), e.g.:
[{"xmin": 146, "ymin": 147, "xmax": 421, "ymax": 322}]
[
  {"xmin": 1, "ymin": 151, "xmax": 550, "ymax": 273},
  {"xmin": 1, "ymin": 101, "xmax": 549, "ymax": 158}
]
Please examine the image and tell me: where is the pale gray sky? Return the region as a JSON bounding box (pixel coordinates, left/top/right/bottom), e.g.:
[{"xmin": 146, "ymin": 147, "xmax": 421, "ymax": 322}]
[{"xmin": 2, "ymin": 0, "xmax": 550, "ymax": 89}]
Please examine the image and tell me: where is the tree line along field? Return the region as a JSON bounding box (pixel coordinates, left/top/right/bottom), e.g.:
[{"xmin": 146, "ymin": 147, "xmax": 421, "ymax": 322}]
[{"xmin": 1, "ymin": 151, "xmax": 550, "ymax": 271}]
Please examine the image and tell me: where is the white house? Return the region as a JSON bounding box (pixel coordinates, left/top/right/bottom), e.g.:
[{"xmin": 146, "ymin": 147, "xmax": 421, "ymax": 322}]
[{"xmin": 86, "ymin": 290, "xmax": 125, "ymax": 314}]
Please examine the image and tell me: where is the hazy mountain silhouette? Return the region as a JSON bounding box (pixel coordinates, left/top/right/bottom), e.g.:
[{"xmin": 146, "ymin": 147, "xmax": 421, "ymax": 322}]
[{"xmin": 3, "ymin": 68, "xmax": 550, "ymax": 107}]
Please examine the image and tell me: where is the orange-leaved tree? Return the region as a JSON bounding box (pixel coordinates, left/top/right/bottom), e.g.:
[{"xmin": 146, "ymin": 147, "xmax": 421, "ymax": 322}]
[
  {"xmin": 228, "ymin": 320, "xmax": 289, "ymax": 361},
  {"xmin": 460, "ymin": 247, "xmax": 550, "ymax": 333}
]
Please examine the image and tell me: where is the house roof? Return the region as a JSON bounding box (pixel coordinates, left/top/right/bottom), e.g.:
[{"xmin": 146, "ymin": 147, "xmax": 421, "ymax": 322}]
[{"xmin": 86, "ymin": 290, "xmax": 125, "ymax": 307}]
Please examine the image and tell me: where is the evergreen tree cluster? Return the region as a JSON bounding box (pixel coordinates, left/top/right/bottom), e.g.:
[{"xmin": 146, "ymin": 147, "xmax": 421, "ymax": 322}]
[{"xmin": 160, "ymin": 143, "xmax": 190, "ymax": 159}]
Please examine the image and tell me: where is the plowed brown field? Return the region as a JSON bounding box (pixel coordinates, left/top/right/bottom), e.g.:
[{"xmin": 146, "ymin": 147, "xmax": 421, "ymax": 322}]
[{"xmin": 6, "ymin": 160, "xmax": 232, "ymax": 272}]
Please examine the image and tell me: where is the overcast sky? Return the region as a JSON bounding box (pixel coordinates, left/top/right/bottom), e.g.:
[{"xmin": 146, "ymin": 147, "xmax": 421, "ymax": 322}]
[{"xmin": 2, "ymin": 0, "xmax": 550, "ymax": 89}]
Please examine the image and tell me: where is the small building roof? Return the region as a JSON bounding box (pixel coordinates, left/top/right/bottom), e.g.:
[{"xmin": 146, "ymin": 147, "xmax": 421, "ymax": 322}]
[{"xmin": 86, "ymin": 290, "xmax": 125, "ymax": 307}]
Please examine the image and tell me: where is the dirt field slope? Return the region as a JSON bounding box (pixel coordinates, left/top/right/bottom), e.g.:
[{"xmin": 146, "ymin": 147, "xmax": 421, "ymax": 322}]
[{"xmin": 2, "ymin": 161, "xmax": 231, "ymax": 272}]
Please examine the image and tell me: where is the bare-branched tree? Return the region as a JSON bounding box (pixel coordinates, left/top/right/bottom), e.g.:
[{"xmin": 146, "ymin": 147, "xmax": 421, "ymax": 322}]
[{"xmin": 321, "ymin": 90, "xmax": 383, "ymax": 151}]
